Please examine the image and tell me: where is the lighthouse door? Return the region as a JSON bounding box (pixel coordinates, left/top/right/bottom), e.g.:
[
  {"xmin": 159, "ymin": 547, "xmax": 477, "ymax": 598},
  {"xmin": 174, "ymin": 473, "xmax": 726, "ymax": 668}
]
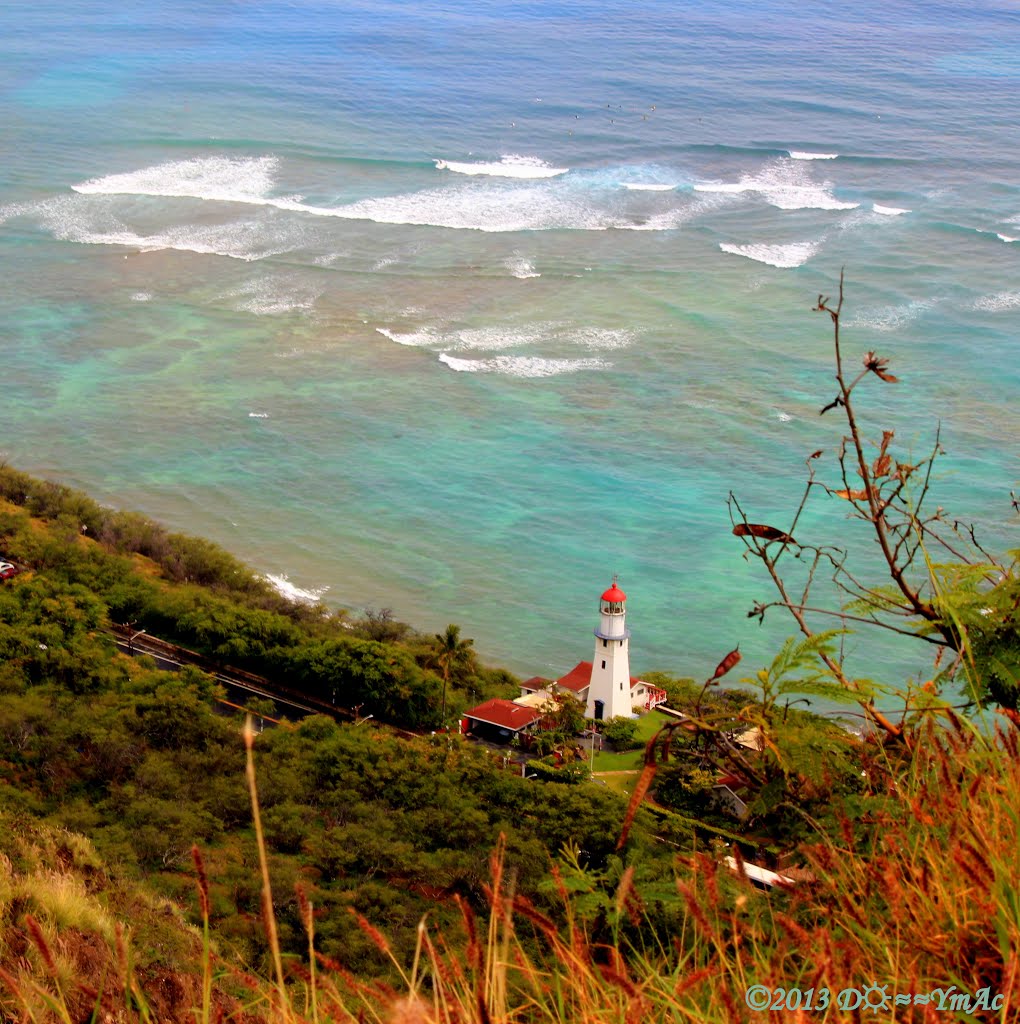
[{"xmin": 593, "ymin": 700, "xmax": 604, "ymax": 721}]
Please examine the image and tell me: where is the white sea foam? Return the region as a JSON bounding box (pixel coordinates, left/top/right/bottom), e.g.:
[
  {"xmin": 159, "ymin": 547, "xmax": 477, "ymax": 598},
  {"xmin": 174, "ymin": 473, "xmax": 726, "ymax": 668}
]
[
  {"xmin": 774, "ymin": 410, "xmax": 794, "ymax": 422},
  {"xmin": 506, "ymin": 254, "xmax": 540, "ymax": 278},
  {"xmin": 620, "ymin": 182, "xmax": 676, "ymax": 191},
  {"xmin": 695, "ymin": 159, "xmax": 857, "ymax": 211},
  {"xmin": 378, "ymin": 322, "xmax": 634, "ymax": 354},
  {"xmin": 33, "ymin": 194, "xmax": 296, "ymax": 260},
  {"xmin": 0, "ymin": 201, "xmax": 27, "ymax": 224},
  {"xmin": 845, "ymin": 300, "xmax": 931, "ymax": 331},
  {"xmin": 378, "ymin": 324, "xmax": 543, "ymax": 353},
  {"xmin": 573, "ymin": 327, "xmax": 634, "ymax": 350},
  {"xmin": 375, "ymin": 327, "xmax": 438, "ymax": 347},
  {"xmin": 973, "ymin": 291, "xmax": 1020, "ymax": 312},
  {"xmin": 453, "ymin": 327, "xmax": 544, "ymax": 351},
  {"xmin": 264, "ymin": 573, "xmax": 329, "ymax": 604},
  {"xmin": 225, "ymin": 277, "xmax": 320, "ymax": 316},
  {"xmin": 65, "ymin": 224, "xmax": 287, "ymax": 261},
  {"xmin": 873, "ymin": 203, "xmax": 910, "ymax": 216},
  {"xmin": 434, "ymin": 154, "xmax": 567, "ymax": 178},
  {"xmin": 459, "ymin": 325, "xmax": 632, "ymax": 351},
  {"xmin": 625, "ymin": 205, "xmax": 701, "ymax": 231},
  {"xmin": 787, "ymin": 151, "xmax": 839, "ymax": 160},
  {"xmin": 315, "ymin": 182, "xmax": 615, "ymax": 232},
  {"xmin": 65, "ymin": 155, "xmax": 703, "ymax": 234},
  {"xmin": 997, "ymin": 233, "xmax": 1018, "ymax": 243},
  {"xmin": 248, "ymin": 412, "xmax": 269, "ymax": 418},
  {"xmin": 130, "ymin": 291, "xmax": 153, "ymax": 301},
  {"xmin": 438, "ymin": 353, "xmax": 608, "ymax": 377},
  {"xmin": 719, "ymin": 241, "xmax": 818, "ymax": 268},
  {"xmin": 74, "ymin": 155, "xmax": 279, "ymax": 202}
]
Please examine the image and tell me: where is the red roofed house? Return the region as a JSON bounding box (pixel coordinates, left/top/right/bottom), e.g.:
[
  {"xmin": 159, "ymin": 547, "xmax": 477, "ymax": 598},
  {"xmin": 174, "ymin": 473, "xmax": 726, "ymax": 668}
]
[{"xmin": 463, "ymin": 698, "xmax": 543, "ymax": 744}]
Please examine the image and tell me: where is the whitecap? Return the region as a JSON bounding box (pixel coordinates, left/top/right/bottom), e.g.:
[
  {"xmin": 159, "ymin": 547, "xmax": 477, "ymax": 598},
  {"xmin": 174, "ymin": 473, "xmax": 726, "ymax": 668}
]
[
  {"xmin": 73, "ymin": 155, "xmax": 279, "ymax": 203},
  {"xmin": 248, "ymin": 412, "xmax": 269, "ymax": 418},
  {"xmin": 695, "ymin": 159, "xmax": 857, "ymax": 211},
  {"xmin": 130, "ymin": 291, "xmax": 153, "ymax": 302},
  {"xmin": 315, "ymin": 182, "xmax": 612, "ymax": 232},
  {"xmin": 378, "ymin": 324, "xmax": 542, "ymax": 352},
  {"xmin": 31, "ymin": 194, "xmax": 297, "ymax": 261},
  {"xmin": 997, "ymin": 233, "xmax": 1018, "ymax": 243},
  {"xmin": 62, "ymin": 162, "xmax": 693, "ymax": 234},
  {"xmin": 378, "ymin": 322, "xmax": 633, "ymax": 354},
  {"xmin": 719, "ymin": 241, "xmax": 818, "ymax": 268},
  {"xmin": 873, "ymin": 204, "xmax": 910, "ymax": 216},
  {"xmin": 620, "ymin": 182, "xmax": 676, "ymax": 191},
  {"xmin": 60, "ymin": 153, "xmax": 692, "ymax": 235},
  {"xmin": 225, "ymin": 277, "xmax": 320, "ymax": 316},
  {"xmin": 375, "ymin": 327, "xmax": 438, "ymax": 347},
  {"xmin": 434, "ymin": 154, "xmax": 568, "ymax": 178},
  {"xmin": 505, "ymin": 254, "xmax": 540, "ymax": 278},
  {"xmin": 572, "ymin": 327, "xmax": 634, "ymax": 350},
  {"xmin": 787, "ymin": 151, "xmax": 839, "ymax": 160},
  {"xmin": 438, "ymin": 353, "xmax": 608, "ymax": 377},
  {"xmin": 845, "ymin": 301, "xmax": 931, "ymax": 331},
  {"xmin": 973, "ymin": 291, "xmax": 1020, "ymax": 312},
  {"xmin": 67, "ymin": 224, "xmax": 289, "ymax": 261},
  {"xmin": 453, "ymin": 325, "xmax": 631, "ymax": 352},
  {"xmin": 264, "ymin": 573, "xmax": 329, "ymax": 605},
  {"xmin": 0, "ymin": 200, "xmax": 30, "ymax": 224},
  {"xmin": 774, "ymin": 410, "xmax": 794, "ymax": 423},
  {"xmin": 452, "ymin": 327, "xmax": 544, "ymax": 351}
]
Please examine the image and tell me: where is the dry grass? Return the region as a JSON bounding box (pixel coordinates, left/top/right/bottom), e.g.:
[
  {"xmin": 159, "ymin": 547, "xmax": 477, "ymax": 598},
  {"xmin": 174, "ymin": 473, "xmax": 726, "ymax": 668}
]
[{"xmin": 2, "ymin": 714, "xmax": 1017, "ymax": 1023}]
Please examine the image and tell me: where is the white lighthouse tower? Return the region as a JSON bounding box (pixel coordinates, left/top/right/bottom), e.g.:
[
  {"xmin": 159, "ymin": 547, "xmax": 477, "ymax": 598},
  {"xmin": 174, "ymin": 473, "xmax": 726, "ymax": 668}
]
[{"xmin": 585, "ymin": 576, "xmax": 634, "ymax": 720}]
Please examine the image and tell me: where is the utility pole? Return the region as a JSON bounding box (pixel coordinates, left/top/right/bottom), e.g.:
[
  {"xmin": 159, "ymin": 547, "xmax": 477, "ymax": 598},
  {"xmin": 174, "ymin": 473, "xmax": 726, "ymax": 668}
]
[{"xmin": 128, "ymin": 628, "xmax": 146, "ymax": 656}]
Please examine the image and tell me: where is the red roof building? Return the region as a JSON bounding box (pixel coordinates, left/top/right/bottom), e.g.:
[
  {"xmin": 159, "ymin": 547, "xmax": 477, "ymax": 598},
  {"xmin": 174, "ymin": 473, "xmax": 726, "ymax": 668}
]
[
  {"xmin": 463, "ymin": 698, "xmax": 543, "ymax": 736},
  {"xmin": 554, "ymin": 661, "xmax": 594, "ymax": 695}
]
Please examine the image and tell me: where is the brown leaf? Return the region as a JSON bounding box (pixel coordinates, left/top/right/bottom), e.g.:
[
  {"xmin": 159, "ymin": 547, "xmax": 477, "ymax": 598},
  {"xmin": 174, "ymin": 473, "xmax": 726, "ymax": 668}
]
[
  {"xmin": 833, "ymin": 488, "xmax": 869, "ymax": 501},
  {"xmin": 863, "ymin": 351, "xmax": 899, "ymax": 383},
  {"xmin": 872, "ymin": 454, "xmax": 892, "ymax": 478},
  {"xmin": 809, "ymin": 449, "xmax": 824, "ymax": 460},
  {"xmin": 732, "ymin": 523, "xmax": 795, "ymax": 544}
]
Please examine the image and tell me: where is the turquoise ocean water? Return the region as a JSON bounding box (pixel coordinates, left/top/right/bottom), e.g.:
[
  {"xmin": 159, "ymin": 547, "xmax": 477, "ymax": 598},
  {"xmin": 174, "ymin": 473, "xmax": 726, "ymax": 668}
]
[{"xmin": 1, "ymin": 0, "xmax": 1018, "ymax": 696}]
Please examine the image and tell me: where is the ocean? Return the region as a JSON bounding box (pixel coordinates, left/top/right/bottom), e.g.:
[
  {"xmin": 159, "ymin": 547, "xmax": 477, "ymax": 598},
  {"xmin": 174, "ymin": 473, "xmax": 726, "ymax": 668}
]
[{"xmin": 1, "ymin": 0, "xmax": 1018, "ymax": 700}]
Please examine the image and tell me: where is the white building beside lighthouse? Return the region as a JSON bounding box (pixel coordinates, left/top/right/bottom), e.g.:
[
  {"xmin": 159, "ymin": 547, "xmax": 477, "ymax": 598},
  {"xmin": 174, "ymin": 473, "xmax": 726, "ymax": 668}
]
[{"xmin": 585, "ymin": 577, "xmax": 635, "ymax": 720}]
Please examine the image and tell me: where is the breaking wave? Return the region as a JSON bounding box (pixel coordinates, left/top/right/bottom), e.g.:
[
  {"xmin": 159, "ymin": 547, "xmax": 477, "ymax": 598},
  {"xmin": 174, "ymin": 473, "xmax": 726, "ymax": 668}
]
[{"xmin": 718, "ymin": 241, "xmax": 818, "ymax": 267}]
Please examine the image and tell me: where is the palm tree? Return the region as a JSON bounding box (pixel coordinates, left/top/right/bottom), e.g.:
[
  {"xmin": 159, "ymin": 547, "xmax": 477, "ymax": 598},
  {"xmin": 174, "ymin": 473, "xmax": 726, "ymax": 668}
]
[{"xmin": 433, "ymin": 623, "xmax": 474, "ymax": 727}]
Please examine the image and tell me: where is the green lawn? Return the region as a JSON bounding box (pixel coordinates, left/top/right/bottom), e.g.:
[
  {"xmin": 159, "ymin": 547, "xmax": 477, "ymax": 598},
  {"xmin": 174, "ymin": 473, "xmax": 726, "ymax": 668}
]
[{"xmin": 588, "ymin": 709, "xmax": 673, "ymax": 773}]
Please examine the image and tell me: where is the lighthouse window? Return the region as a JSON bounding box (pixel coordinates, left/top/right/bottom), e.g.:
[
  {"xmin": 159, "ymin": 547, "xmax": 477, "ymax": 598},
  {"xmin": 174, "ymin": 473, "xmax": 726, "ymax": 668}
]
[
  {"xmin": 602, "ymin": 639, "xmax": 607, "ymax": 648},
  {"xmin": 601, "ymin": 660, "xmax": 606, "ymax": 669}
]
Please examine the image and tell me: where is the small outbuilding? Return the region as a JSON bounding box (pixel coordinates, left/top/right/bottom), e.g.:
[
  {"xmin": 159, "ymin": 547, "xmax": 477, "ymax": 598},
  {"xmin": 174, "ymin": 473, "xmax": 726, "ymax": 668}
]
[{"xmin": 463, "ymin": 698, "xmax": 543, "ymax": 744}]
